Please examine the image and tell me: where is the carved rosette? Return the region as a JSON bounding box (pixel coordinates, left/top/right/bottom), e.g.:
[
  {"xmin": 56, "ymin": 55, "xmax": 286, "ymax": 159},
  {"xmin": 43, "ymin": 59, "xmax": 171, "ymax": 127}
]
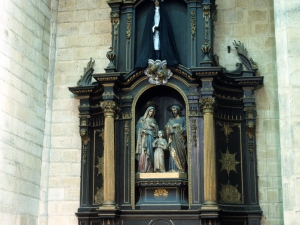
[{"xmin": 199, "ymin": 98, "xmax": 215, "ymax": 114}]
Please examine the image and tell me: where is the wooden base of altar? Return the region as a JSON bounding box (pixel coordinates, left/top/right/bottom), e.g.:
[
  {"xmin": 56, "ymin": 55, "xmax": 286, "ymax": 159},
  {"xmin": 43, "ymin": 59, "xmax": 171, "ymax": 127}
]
[{"xmin": 135, "ymin": 172, "xmax": 188, "ymax": 210}]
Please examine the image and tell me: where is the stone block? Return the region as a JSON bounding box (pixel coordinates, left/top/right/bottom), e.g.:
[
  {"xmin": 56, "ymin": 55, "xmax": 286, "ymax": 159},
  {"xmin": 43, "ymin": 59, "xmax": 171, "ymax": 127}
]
[
  {"xmin": 69, "ymin": 163, "xmax": 81, "ymax": 176},
  {"xmin": 61, "ymin": 177, "xmax": 80, "ymax": 187},
  {"xmin": 236, "ymin": 0, "xmax": 251, "ymax": 8},
  {"xmin": 57, "ymin": 22, "xmax": 78, "ymax": 36},
  {"xmin": 56, "ymin": 49, "xmax": 74, "ymax": 61},
  {"xmin": 215, "ymin": 0, "xmax": 235, "ymax": 10},
  {"xmin": 95, "ymin": 20, "xmax": 111, "ymax": 34},
  {"xmin": 62, "ymin": 150, "xmax": 80, "ymax": 162},
  {"xmin": 67, "ymin": 35, "xmax": 90, "ymax": 47},
  {"xmin": 58, "ymin": 0, "xmax": 76, "ymax": 12},
  {"xmin": 55, "ymin": 61, "xmax": 78, "ymax": 73},
  {"xmin": 73, "ymin": 10, "xmax": 88, "ymax": 22},
  {"xmin": 48, "ymin": 201, "xmax": 60, "ymax": 215},
  {"xmin": 48, "ymin": 188, "xmax": 65, "ymax": 200},
  {"xmin": 48, "ymin": 216, "xmax": 70, "ymax": 225},
  {"xmin": 74, "ymin": 47, "xmax": 97, "ymax": 60},
  {"xmin": 255, "ymin": 24, "xmax": 271, "ymax": 34},
  {"xmin": 58, "ymin": 11, "xmax": 73, "ymax": 23},
  {"xmin": 234, "ymin": 23, "xmax": 253, "ymax": 36},
  {"xmin": 50, "ymin": 163, "xmax": 71, "ymax": 175},
  {"xmin": 248, "ymin": 10, "xmax": 268, "ymax": 22},
  {"xmin": 253, "ymin": 0, "xmax": 273, "ymax": 9},
  {"xmin": 78, "ymin": 21, "xmax": 94, "ymax": 35},
  {"xmin": 65, "ymin": 186, "xmax": 80, "ymax": 200},
  {"xmin": 89, "ymin": 9, "xmax": 110, "ymax": 21}
]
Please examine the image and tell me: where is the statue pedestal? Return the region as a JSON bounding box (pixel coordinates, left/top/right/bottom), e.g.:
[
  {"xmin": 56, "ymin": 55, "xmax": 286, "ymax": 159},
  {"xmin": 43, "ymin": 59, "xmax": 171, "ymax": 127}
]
[{"xmin": 135, "ymin": 172, "xmax": 188, "ymax": 210}]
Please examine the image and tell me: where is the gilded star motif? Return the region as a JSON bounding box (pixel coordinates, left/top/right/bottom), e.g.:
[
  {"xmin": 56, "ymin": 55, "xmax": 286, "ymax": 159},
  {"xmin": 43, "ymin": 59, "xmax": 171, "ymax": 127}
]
[
  {"xmin": 95, "ymin": 156, "xmax": 103, "ymax": 176},
  {"xmin": 219, "ymin": 148, "xmax": 240, "ymax": 175}
]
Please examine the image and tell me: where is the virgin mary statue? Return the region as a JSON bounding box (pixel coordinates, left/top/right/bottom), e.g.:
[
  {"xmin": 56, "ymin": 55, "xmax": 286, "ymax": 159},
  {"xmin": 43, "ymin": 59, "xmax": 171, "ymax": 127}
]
[{"xmin": 136, "ymin": 106, "xmax": 159, "ymax": 172}]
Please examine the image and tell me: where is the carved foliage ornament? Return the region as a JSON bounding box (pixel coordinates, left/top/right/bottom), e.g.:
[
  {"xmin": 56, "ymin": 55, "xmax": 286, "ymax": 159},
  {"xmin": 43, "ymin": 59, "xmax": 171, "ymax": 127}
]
[
  {"xmin": 80, "ymin": 128, "xmax": 90, "ymax": 145},
  {"xmin": 246, "ymin": 121, "xmax": 255, "ymax": 158},
  {"xmin": 192, "ymin": 120, "xmax": 197, "ymax": 147},
  {"xmin": 191, "ymin": 10, "xmax": 196, "ymax": 39},
  {"xmin": 110, "ymin": 11, "xmax": 119, "ymax": 37},
  {"xmin": 126, "ymin": 13, "xmax": 132, "ymax": 39},
  {"xmin": 100, "ymin": 101, "xmax": 119, "ymax": 114},
  {"xmin": 199, "ymin": 98, "xmax": 215, "ymax": 113}
]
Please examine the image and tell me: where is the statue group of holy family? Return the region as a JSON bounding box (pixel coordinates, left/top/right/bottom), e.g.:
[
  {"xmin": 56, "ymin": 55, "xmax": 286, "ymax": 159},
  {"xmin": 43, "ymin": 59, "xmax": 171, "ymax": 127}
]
[{"xmin": 136, "ymin": 105, "xmax": 186, "ymax": 173}]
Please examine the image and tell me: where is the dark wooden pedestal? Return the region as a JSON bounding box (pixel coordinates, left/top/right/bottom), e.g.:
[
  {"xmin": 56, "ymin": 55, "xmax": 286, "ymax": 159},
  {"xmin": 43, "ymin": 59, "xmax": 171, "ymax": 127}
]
[{"xmin": 135, "ymin": 173, "xmax": 188, "ymax": 210}]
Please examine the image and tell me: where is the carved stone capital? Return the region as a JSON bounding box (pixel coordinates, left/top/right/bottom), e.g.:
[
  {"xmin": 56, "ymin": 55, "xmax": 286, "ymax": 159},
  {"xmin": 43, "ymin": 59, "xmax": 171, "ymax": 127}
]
[
  {"xmin": 199, "ymin": 98, "xmax": 215, "ymax": 114},
  {"xmin": 100, "ymin": 101, "xmax": 119, "ymax": 117}
]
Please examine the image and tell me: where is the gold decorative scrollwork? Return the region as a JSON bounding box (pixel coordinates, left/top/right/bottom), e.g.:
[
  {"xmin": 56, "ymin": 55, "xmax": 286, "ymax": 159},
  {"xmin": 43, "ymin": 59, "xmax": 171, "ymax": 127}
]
[
  {"xmin": 71, "ymin": 89, "xmax": 93, "ymax": 94},
  {"xmin": 192, "ymin": 120, "xmax": 197, "ymax": 147},
  {"xmin": 95, "ymin": 128, "xmax": 104, "ymax": 140},
  {"xmin": 96, "ymin": 77, "xmax": 118, "ymax": 82},
  {"xmin": 94, "ymin": 187, "xmax": 103, "ymax": 205},
  {"xmin": 80, "ymin": 128, "xmax": 90, "ymax": 166},
  {"xmin": 218, "ymin": 148, "xmax": 240, "ymax": 176},
  {"xmin": 188, "ymin": 110, "xmax": 200, "ymax": 116},
  {"xmin": 110, "ymin": 12, "xmax": 119, "ymax": 37},
  {"xmin": 220, "ymin": 183, "xmax": 242, "ymax": 204},
  {"xmin": 80, "ymin": 128, "xmax": 90, "ymax": 145},
  {"xmin": 95, "ymin": 156, "xmax": 103, "ymax": 176},
  {"xmin": 216, "ymin": 122, "xmax": 238, "ymax": 143},
  {"xmin": 122, "ymin": 112, "xmax": 132, "ymax": 119},
  {"xmin": 246, "ymin": 121, "xmax": 255, "ymax": 158},
  {"xmin": 154, "ymin": 188, "xmax": 168, "ymax": 200},
  {"xmin": 191, "ymin": 10, "xmax": 196, "ymax": 39},
  {"xmin": 125, "ymin": 121, "xmax": 130, "ymax": 147},
  {"xmin": 126, "ymin": 14, "xmax": 132, "ymax": 39}
]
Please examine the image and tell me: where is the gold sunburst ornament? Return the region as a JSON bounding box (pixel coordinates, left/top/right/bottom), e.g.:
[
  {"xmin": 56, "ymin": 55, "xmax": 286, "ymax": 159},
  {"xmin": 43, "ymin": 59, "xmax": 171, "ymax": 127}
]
[{"xmin": 219, "ymin": 148, "xmax": 240, "ymax": 175}]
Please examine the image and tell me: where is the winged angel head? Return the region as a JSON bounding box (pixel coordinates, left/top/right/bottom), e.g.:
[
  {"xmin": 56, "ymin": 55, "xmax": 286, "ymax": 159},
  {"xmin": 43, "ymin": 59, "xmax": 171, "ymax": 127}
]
[{"xmin": 144, "ymin": 59, "xmax": 173, "ymax": 85}]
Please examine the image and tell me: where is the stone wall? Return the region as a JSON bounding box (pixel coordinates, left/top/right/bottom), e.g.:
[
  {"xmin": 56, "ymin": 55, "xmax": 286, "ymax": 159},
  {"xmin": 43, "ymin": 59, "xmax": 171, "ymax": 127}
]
[
  {"xmin": 0, "ymin": 0, "xmax": 52, "ymax": 224},
  {"xmin": 48, "ymin": 0, "xmax": 112, "ymax": 224},
  {"xmin": 274, "ymin": 0, "xmax": 300, "ymax": 223},
  {"xmin": 214, "ymin": 0, "xmax": 283, "ymax": 224}
]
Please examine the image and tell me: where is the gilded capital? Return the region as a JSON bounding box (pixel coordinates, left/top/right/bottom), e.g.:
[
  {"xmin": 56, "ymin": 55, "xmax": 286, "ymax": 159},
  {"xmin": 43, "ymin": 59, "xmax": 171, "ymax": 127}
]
[
  {"xmin": 199, "ymin": 98, "xmax": 215, "ymax": 114},
  {"xmin": 100, "ymin": 101, "xmax": 119, "ymax": 117}
]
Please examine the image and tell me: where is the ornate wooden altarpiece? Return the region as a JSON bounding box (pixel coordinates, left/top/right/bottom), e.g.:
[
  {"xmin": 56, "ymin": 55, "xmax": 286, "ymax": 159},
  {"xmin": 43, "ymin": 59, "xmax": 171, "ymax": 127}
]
[{"xmin": 68, "ymin": 0, "xmax": 264, "ymax": 224}]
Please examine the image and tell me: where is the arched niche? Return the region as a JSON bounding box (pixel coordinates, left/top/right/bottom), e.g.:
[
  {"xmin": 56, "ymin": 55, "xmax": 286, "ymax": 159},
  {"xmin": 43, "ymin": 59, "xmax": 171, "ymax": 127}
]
[
  {"xmin": 131, "ymin": 84, "xmax": 189, "ymax": 210},
  {"xmin": 134, "ymin": 0, "xmax": 188, "ymax": 67}
]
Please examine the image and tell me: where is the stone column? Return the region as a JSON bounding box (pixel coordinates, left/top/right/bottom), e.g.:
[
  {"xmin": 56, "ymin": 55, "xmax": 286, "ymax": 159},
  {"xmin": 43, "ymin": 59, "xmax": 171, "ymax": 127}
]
[
  {"xmin": 200, "ymin": 97, "xmax": 217, "ymax": 205},
  {"xmin": 100, "ymin": 101, "xmax": 118, "ymax": 208},
  {"xmin": 274, "ymin": 1, "xmax": 300, "ymax": 223}
]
